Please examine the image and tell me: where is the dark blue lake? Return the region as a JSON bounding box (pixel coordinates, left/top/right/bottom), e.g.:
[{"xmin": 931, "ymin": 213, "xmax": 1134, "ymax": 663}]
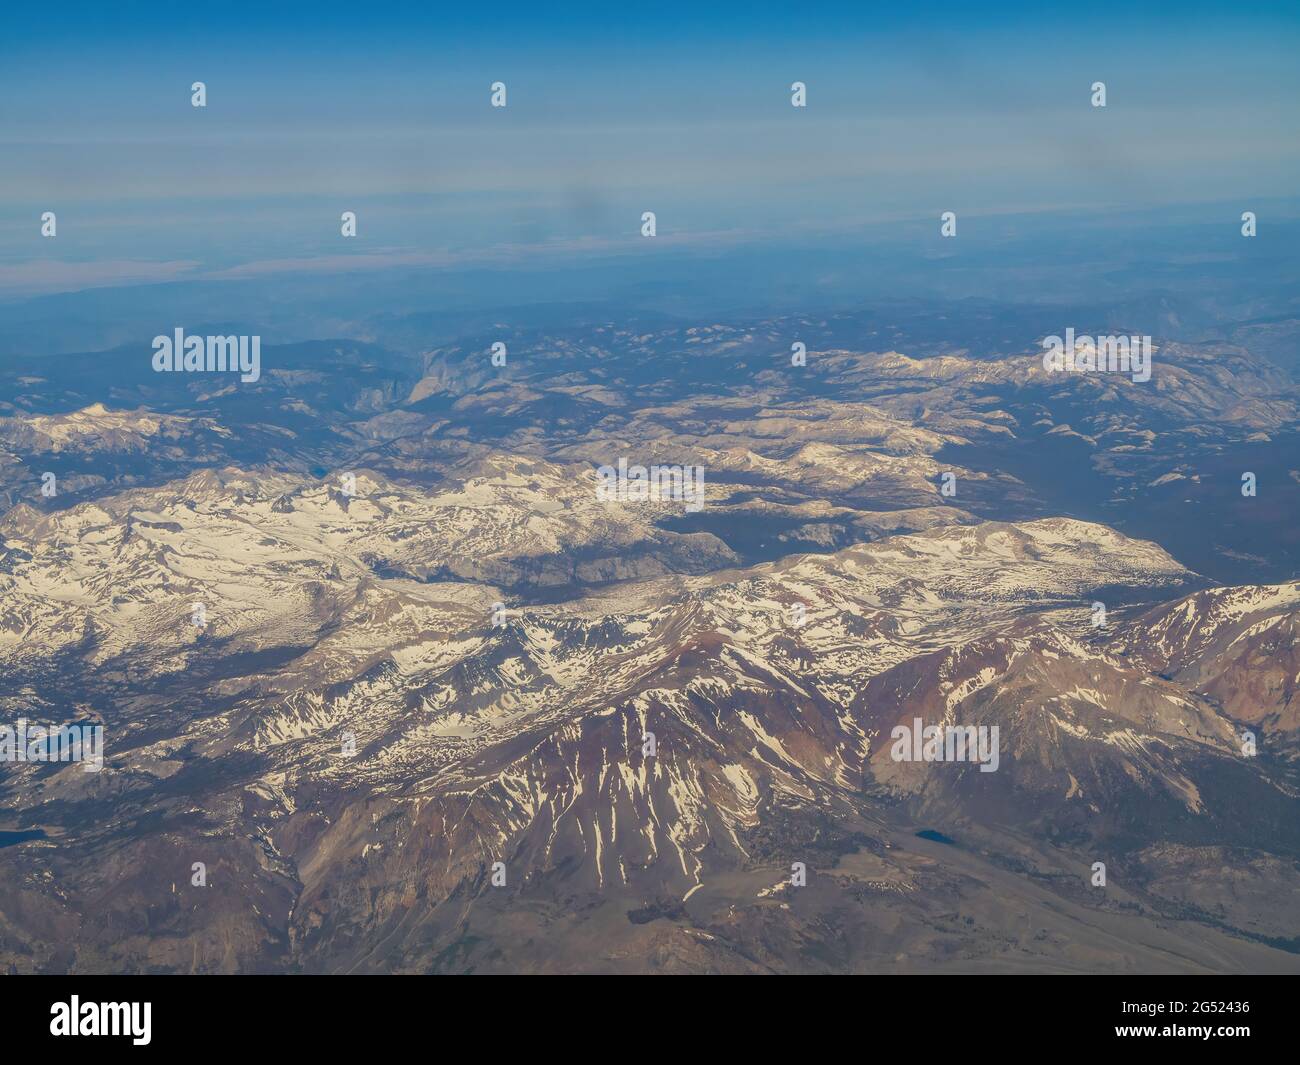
[{"xmin": 0, "ymin": 829, "xmax": 47, "ymax": 849}]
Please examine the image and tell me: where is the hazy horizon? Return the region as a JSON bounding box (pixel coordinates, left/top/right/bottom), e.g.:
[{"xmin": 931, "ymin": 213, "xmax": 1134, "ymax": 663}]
[{"xmin": 3, "ymin": 1, "xmax": 1299, "ymax": 299}]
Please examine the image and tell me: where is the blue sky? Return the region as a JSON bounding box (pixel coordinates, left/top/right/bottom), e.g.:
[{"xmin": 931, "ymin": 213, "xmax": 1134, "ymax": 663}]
[{"xmin": 1, "ymin": 1, "xmax": 1298, "ymax": 295}]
